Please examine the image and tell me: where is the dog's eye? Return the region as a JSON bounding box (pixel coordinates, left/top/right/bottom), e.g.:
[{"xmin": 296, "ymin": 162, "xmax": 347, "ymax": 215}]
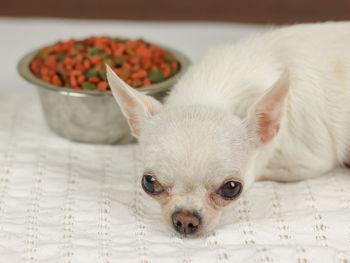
[
  {"xmin": 141, "ymin": 175, "xmax": 164, "ymax": 195},
  {"xmin": 216, "ymin": 181, "xmax": 242, "ymax": 200}
]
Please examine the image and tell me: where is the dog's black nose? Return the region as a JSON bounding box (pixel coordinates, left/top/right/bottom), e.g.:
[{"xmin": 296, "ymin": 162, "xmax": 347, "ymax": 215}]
[{"xmin": 172, "ymin": 210, "xmax": 201, "ymax": 235}]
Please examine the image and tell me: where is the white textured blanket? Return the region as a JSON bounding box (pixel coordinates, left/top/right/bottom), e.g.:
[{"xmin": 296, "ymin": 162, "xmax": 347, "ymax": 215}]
[{"xmin": 1, "ymin": 18, "xmax": 350, "ymax": 263}]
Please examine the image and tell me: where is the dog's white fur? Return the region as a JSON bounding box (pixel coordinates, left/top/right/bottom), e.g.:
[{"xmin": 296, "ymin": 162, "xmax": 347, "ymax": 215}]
[{"xmin": 107, "ymin": 21, "xmax": 350, "ymax": 236}]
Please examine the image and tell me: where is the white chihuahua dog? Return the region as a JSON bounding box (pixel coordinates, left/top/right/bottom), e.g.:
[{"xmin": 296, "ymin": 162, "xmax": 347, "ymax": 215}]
[{"xmin": 106, "ymin": 21, "xmax": 350, "ymax": 236}]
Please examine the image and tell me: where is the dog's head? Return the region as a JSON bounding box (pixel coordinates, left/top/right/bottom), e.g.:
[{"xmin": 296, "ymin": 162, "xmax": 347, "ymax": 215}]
[{"xmin": 106, "ymin": 66, "xmax": 288, "ymax": 236}]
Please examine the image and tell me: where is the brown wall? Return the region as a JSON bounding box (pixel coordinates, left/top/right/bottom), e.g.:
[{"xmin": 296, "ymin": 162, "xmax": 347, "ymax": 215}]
[{"xmin": 2, "ymin": 0, "xmax": 350, "ymax": 24}]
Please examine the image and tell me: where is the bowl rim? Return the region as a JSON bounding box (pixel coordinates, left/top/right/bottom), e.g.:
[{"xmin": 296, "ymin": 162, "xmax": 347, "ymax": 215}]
[{"xmin": 17, "ymin": 39, "xmax": 191, "ymax": 97}]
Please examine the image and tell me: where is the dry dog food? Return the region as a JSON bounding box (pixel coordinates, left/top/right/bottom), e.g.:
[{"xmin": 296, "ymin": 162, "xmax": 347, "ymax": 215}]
[{"xmin": 30, "ymin": 36, "xmax": 180, "ymax": 91}]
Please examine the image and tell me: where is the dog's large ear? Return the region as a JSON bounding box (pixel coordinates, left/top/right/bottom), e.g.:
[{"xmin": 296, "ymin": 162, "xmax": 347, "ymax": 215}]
[
  {"xmin": 247, "ymin": 70, "xmax": 289, "ymax": 147},
  {"xmin": 106, "ymin": 65, "xmax": 162, "ymax": 137}
]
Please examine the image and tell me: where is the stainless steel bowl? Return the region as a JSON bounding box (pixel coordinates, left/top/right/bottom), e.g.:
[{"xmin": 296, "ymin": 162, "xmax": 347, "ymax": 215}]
[{"xmin": 17, "ymin": 44, "xmax": 190, "ymax": 144}]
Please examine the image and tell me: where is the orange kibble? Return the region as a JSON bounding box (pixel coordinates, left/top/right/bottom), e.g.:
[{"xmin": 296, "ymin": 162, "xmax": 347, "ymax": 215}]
[
  {"xmin": 135, "ymin": 46, "xmax": 151, "ymax": 58},
  {"xmin": 52, "ymin": 75, "xmax": 62, "ymax": 86},
  {"xmin": 131, "ymin": 69, "xmax": 147, "ymax": 79},
  {"xmin": 44, "ymin": 55, "xmax": 57, "ymax": 68},
  {"xmin": 129, "ymin": 57, "xmax": 139, "ymax": 65},
  {"xmin": 73, "ymin": 86, "xmax": 82, "ymax": 90},
  {"xmin": 153, "ymin": 57, "xmax": 164, "ymax": 64},
  {"xmin": 89, "ymin": 55, "xmax": 102, "ymax": 65},
  {"xmin": 41, "ymin": 67, "xmax": 55, "ymax": 77},
  {"xmin": 41, "ymin": 75, "xmax": 51, "ymax": 83},
  {"xmin": 42, "ymin": 46, "xmax": 51, "ymax": 52},
  {"xmin": 97, "ymin": 81, "xmax": 109, "ymax": 91},
  {"xmin": 95, "ymin": 43, "xmax": 106, "ymax": 51},
  {"xmin": 110, "ymin": 41, "xmax": 117, "ymax": 50},
  {"xmin": 140, "ymin": 57, "xmax": 151, "ymax": 70},
  {"xmin": 77, "ymin": 75, "xmax": 86, "ymax": 85},
  {"xmin": 132, "ymin": 64, "xmax": 140, "ymax": 72},
  {"xmin": 94, "ymin": 37, "xmax": 109, "ymax": 46},
  {"xmin": 83, "ymin": 59, "xmax": 91, "ymax": 69},
  {"xmin": 117, "ymin": 45, "xmax": 128, "ymax": 56},
  {"xmin": 117, "ymin": 43, "xmax": 126, "ymax": 50},
  {"xmin": 143, "ymin": 78, "xmax": 151, "ymax": 86},
  {"xmin": 61, "ymin": 42, "xmax": 72, "ymax": 52},
  {"xmin": 154, "ymin": 48, "xmax": 165, "ymax": 57},
  {"xmin": 161, "ymin": 64, "xmax": 171, "ymax": 78},
  {"xmin": 75, "ymin": 62, "xmax": 85, "ymax": 73},
  {"xmin": 70, "ymin": 70, "xmax": 82, "ymax": 76},
  {"xmin": 122, "ymin": 62, "xmax": 132, "ymax": 70},
  {"xmin": 113, "ymin": 49, "xmax": 124, "ymax": 57},
  {"xmin": 126, "ymin": 79, "xmax": 132, "ymax": 85},
  {"xmin": 63, "ymin": 57, "xmax": 73, "ymax": 65},
  {"xmin": 171, "ymin": 61, "xmax": 179, "ymax": 70},
  {"xmin": 104, "ymin": 47, "xmax": 112, "ymax": 56},
  {"xmin": 88, "ymin": 77, "xmax": 100, "ymax": 83},
  {"xmin": 30, "ymin": 60, "xmax": 40, "ymax": 75},
  {"xmin": 70, "ymin": 75, "xmax": 77, "ymax": 87},
  {"xmin": 40, "ymin": 67, "xmax": 49, "ymax": 76}
]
